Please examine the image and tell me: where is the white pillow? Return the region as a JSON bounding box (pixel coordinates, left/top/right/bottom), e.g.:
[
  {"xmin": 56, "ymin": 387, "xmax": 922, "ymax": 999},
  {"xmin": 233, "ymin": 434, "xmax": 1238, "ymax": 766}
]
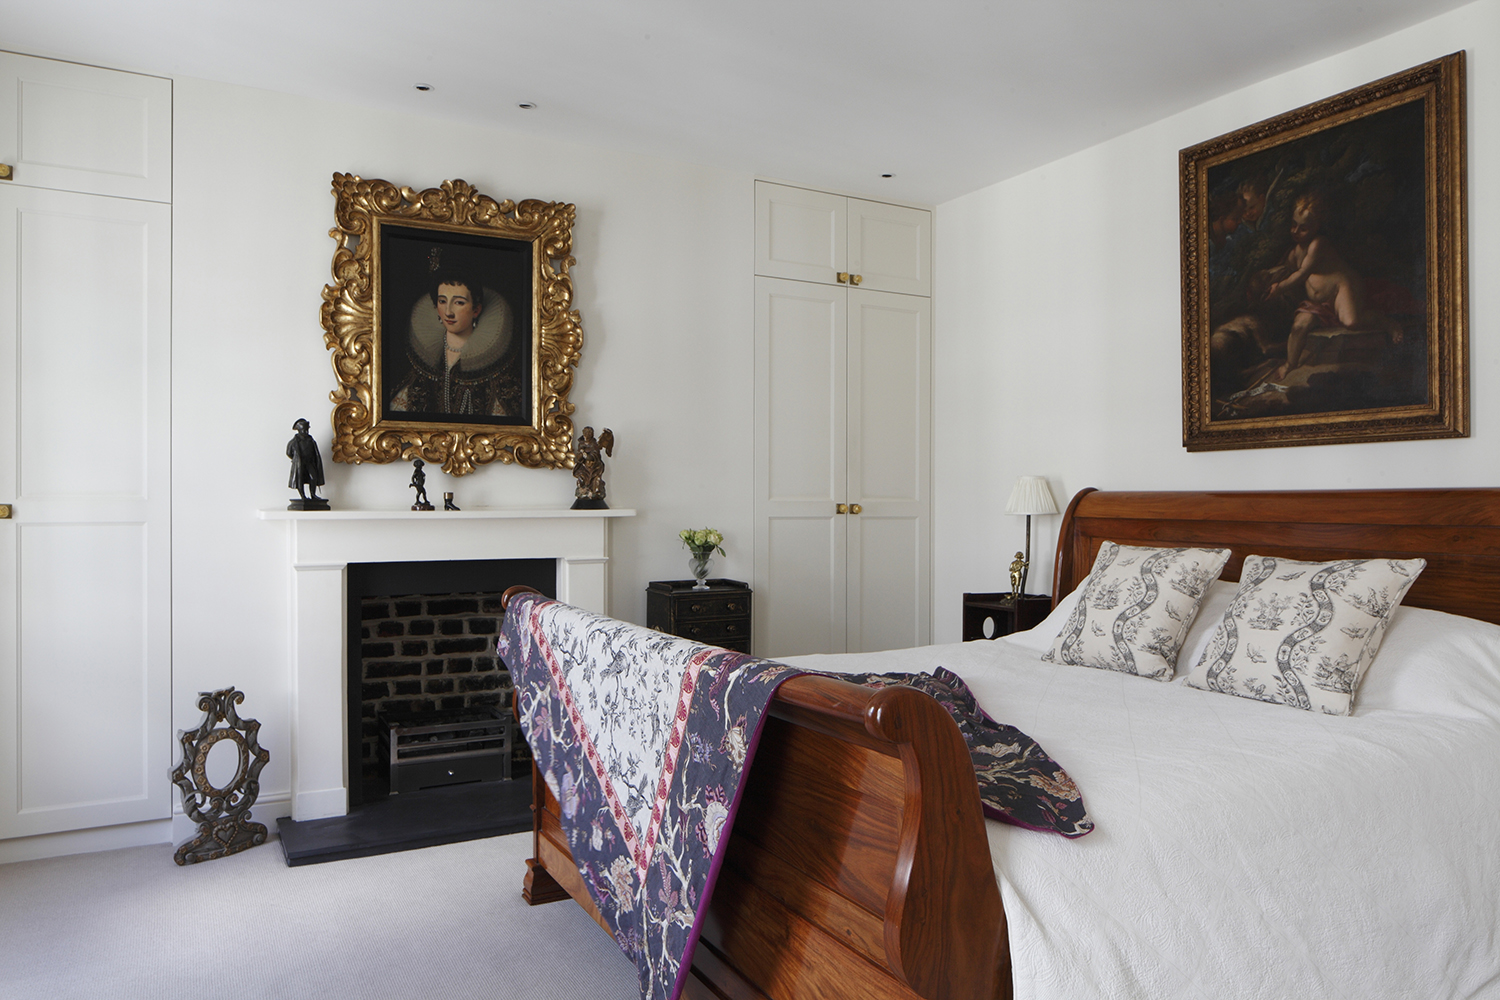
[
  {"xmin": 1350, "ymin": 603, "xmax": 1500, "ymax": 719},
  {"xmin": 1184, "ymin": 554, "xmax": 1425, "ymax": 714},
  {"xmin": 1042, "ymin": 542, "xmax": 1231, "ymax": 680},
  {"xmin": 1004, "ymin": 587, "xmax": 1082, "ymax": 653}
]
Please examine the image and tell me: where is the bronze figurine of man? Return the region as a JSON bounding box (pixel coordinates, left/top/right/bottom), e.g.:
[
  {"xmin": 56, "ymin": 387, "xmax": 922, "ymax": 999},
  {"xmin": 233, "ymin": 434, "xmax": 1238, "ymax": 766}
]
[{"xmin": 286, "ymin": 418, "xmax": 329, "ymax": 510}]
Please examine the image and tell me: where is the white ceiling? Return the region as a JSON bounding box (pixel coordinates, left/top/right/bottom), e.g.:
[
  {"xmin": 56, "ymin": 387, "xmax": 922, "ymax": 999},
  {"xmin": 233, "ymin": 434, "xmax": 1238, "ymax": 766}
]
[{"xmin": 1, "ymin": 0, "xmax": 1471, "ymax": 204}]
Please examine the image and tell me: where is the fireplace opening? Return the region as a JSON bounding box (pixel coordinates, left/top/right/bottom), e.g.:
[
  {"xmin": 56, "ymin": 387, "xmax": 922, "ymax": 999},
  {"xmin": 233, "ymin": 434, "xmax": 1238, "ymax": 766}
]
[
  {"xmin": 347, "ymin": 558, "xmax": 555, "ymax": 807},
  {"xmin": 277, "ymin": 558, "xmax": 557, "ymax": 866}
]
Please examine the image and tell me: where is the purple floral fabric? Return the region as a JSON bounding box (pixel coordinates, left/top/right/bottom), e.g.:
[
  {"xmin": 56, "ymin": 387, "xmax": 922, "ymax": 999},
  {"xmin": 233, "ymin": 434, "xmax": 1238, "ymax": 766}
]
[
  {"xmin": 831, "ymin": 667, "xmax": 1093, "ymax": 838},
  {"xmin": 498, "ymin": 594, "xmax": 799, "ymax": 1000},
  {"xmin": 500, "ymin": 598, "xmax": 1092, "ymax": 1000}
]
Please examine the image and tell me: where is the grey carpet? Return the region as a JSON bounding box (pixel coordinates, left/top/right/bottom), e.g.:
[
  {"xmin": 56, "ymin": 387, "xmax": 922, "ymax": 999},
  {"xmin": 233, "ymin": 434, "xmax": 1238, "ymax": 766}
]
[{"xmin": 0, "ymin": 831, "xmax": 638, "ymax": 1000}]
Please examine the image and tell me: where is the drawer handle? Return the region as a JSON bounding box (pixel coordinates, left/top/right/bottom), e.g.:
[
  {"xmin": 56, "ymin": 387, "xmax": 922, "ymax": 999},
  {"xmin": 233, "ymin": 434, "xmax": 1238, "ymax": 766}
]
[
  {"xmin": 725, "ymin": 602, "xmax": 740, "ymax": 612},
  {"xmin": 690, "ymin": 603, "xmax": 706, "ymax": 614},
  {"xmin": 725, "ymin": 623, "xmax": 739, "ymax": 633}
]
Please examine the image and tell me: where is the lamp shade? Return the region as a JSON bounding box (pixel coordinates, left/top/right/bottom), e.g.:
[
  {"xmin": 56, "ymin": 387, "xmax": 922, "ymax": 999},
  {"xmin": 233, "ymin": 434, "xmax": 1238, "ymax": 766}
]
[{"xmin": 1005, "ymin": 476, "xmax": 1058, "ymax": 516}]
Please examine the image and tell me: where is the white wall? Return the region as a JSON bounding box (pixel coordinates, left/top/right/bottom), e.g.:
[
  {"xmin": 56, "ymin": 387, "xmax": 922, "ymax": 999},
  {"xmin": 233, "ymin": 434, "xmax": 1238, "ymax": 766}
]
[
  {"xmin": 933, "ymin": 0, "xmax": 1498, "ymax": 642},
  {"xmin": 171, "ymin": 78, "xmax": 755, "ymax": 806}
]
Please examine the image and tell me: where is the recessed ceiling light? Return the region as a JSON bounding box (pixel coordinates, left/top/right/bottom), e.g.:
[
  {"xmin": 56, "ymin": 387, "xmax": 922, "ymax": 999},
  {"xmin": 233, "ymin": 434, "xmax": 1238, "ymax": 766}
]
[
  {"xmin": 414, "ymin": 83, "xmax": 433, "ymax": 92},
  {"xmin": 517, "ymin": 102, "xmax": 538, "ymax": 110}
]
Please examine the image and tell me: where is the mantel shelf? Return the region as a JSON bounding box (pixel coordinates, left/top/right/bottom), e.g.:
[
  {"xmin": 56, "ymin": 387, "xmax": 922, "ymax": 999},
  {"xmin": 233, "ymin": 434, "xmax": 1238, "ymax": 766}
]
[{"xmin": 257, "ymin": 507, "xmax": 635, "ymax": 521}]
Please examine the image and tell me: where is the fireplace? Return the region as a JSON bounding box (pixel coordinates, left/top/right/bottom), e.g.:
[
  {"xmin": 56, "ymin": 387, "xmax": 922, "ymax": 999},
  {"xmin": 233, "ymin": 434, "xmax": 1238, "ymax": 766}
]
[
  {"xmin": 346, "ymin": 558, "xmax": 555, "ymax": 806},
  {"xmin": 255, "ymin": 506, "xmax": 632, "ymax": 826}
]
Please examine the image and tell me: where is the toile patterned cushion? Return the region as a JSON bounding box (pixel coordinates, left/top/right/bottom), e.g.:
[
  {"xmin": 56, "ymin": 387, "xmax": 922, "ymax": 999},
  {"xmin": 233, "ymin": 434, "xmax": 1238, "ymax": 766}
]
[
  {"xmin": 1043, "ymin": 542, "xmax": 1231, "ymax": 680},
  {"xmin": 1183, "ymin": 554, "xmax": 1426, "ymax": 714}
]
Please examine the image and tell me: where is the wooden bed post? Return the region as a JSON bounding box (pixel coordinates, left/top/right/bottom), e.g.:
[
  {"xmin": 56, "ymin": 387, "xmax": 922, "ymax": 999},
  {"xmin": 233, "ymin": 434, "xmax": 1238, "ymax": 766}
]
[{"xmin": 501, "ymin": 585, "xmax": 572, "ymax": 907}]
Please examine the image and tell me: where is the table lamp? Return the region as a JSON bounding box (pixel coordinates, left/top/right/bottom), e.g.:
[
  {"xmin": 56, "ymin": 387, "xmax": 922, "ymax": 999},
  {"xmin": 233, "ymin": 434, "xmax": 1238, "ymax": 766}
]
[{"xmin": 1005, "ymin": 476, "xmax": 1058, "ymax": 597}]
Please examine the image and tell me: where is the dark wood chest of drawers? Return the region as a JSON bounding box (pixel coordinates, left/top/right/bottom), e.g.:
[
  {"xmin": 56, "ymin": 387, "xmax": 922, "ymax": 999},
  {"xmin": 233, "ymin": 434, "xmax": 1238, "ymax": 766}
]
[{"xmin": 646, "ymin": 579, "xmax": 752, "ymax": 654}]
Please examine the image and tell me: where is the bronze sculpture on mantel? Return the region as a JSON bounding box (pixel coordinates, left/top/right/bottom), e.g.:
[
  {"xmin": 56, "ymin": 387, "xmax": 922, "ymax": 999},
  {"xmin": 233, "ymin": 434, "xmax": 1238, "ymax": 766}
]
[
  {"xmin": 410, "ymin": 459, "xmax": 435, "ymax": 510},
  {"xmin": 287, "ymin": 418, "xmax": 330, "ymax": 510},
  {"xmin": 571, "ymin": 426, "xmax": 613, "ymax": 509}
]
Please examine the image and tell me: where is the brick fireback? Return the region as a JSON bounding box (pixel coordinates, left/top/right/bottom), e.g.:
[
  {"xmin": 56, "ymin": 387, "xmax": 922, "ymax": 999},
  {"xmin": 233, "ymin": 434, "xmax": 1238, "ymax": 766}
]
[{"xmin": 357, "ymin": 592, "xmax": 531, "ymax": 788}]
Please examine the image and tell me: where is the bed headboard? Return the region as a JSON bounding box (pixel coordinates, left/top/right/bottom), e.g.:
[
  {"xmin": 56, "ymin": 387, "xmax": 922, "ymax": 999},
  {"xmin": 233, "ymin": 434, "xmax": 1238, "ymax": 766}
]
[{"xmin": 1053, "ymin": 488, "xmax": 1500, "ymax": 625}]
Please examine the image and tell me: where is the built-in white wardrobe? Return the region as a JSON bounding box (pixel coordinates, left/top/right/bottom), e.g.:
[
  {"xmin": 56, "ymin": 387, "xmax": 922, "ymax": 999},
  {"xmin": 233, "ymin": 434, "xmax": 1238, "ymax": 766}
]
[
  {"xmin": 0, "ymin": 52, "xmax": 173, "ymax": 855},
  {"xmin": 752, "ymin": 181, "xmax": 931, "ymax": 657}
]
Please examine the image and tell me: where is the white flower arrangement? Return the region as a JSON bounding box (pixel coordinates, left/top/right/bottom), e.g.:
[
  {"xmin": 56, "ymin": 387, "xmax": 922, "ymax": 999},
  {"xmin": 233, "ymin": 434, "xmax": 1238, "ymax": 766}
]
[{"xmin": 679, "ymin": 527, "xmax": 726, "ymax": 557}]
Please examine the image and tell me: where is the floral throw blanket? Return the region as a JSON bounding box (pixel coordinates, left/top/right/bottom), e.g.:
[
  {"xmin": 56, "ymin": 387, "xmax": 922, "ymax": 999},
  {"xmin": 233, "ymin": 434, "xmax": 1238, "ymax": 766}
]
[
  {"xmin": 499, "ymin": 593, "xmax": 800, "ymax": 1000},
  {"xmin": 829, "ymin": 667, "xmax": 1093, "ymax": 838},
  {"xmin": 500, "ymin": 596, "xmax": 1092, "ymax": 1000}
]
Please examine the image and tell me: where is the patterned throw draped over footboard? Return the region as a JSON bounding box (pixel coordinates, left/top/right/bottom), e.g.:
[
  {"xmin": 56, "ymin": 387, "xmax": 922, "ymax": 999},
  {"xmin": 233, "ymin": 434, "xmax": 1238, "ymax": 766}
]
[
  {"xmin": 499, "ymin": 593, "xmax": 801, "ymax": 1000},
  {"xmin": 500, "ymin": 595, "xmax": 1092, "ymax": 1000}
]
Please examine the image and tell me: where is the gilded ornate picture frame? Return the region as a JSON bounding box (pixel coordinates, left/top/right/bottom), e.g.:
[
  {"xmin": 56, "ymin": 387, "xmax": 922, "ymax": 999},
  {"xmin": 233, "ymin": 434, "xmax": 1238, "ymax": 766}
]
[
  {"xmin": 1180, "ymin": 53, "xmax": 1466, "ymax": 451},
  {"xmin": 321, "ymin": 175, "xmax": 582, "ymax": 473}
]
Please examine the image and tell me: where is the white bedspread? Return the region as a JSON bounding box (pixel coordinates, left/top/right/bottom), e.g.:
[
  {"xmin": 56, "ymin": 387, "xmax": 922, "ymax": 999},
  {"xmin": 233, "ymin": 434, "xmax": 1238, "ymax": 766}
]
[{"xmin": 782, "ymin": 603, "xmax": 1500, "ymax": 1000}]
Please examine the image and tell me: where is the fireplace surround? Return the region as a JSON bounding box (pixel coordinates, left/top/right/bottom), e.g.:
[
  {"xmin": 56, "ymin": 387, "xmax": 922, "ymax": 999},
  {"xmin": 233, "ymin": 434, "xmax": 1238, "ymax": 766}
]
[{"xmin": 258, "ymin": 507, "xmax": 633, "ymax": 822}]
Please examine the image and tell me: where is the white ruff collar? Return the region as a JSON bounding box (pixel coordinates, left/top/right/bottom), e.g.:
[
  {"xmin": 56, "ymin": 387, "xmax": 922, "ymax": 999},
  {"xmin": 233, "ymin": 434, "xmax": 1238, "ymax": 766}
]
[{"xmin": 406, "ymin": 288, "xmax": 514, "ymax": 370}]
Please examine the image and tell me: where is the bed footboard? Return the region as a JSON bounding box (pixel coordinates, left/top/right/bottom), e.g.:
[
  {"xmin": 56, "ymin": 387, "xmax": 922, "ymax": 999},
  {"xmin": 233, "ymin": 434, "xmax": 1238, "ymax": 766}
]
[{"xmin": 525, "ymin": 671, "xmax": 1010, "ymax": 1000}]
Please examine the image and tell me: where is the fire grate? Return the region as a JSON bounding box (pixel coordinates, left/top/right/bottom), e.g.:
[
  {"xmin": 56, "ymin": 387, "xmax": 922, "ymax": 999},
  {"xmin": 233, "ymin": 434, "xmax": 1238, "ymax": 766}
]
[{"xmin": 379, "ymin": 706, "xmax": 512, "ymax": 794}]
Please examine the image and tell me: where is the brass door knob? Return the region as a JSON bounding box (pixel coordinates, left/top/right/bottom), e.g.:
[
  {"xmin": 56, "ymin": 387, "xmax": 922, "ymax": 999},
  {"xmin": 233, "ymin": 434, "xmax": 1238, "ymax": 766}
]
[
  {"xmin": 849, "ymin": 274, "xmax": 863, "ymax": 286},
  {"xmin": 836, "ymin": 503, "xmax": 849, "ymax": 514},
  {"xmin": 0, "ymin": 164, "xmax": 12, "ymax": 181},
  {"xmin": 0, "ymin": 504, "xmax": 10, "ymax": 519},
  {"xmin": 849, "ymin": 503, "xmax": 862, "ymax": 514},
  {"xmin": 836, "ymin": 272, "xmax": 849, "ymax": 284}
]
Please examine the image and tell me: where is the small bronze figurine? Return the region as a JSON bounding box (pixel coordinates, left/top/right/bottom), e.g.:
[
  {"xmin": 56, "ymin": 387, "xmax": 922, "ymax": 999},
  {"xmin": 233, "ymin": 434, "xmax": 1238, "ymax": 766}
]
[
  {"xmin": 410, "ymin": 459, "xmax": 434, "ymax": 510},
  {"xmin": 1009, "ymin": 551, "xmax": 1027, "ymax": 598},
  {"xmin": 443, "ymin": 492, "xmax": 460, "ymax": 511},
  {"xmin": 287, "ymin": 418, "xmax": 330, "ymax": 511},
  {"xmin": 571, "ymin": 426, "xmax": 614, "ymax": 510}
]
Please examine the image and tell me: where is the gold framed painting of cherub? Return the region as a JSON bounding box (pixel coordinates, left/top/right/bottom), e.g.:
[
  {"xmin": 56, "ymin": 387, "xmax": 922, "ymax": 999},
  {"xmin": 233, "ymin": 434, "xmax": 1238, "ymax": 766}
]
[
  {"xmin": 321, "ymin": 175, "xmax": 583, "ymax": 474},
  {"xmin": 1180, "ymin": 52, "xmax": 1467, "ymax": 451}
]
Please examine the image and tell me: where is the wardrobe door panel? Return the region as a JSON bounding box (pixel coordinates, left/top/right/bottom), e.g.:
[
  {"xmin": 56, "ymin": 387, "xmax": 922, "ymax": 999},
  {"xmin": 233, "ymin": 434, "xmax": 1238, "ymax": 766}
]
[
  {"xmin": 755, "ymin": 181, "xmax": 847, "ymax": 285},
  {"xmin": 846, "ymin": 291, "xmax": 929, "ymax": 652},
  {"xmin": 848, "ymin": 199, "xmax": 930, "ymax": 296},
  {"xmin": 0, "ymin": 183, "xmax": 172, "ymax": 840},
  {"xmin": 0, "ymin": 52, "xmax": 171, "ymax": 202},
  {"xmin": 754, "ymin": 277, "xmax": 849, "ymax": 657}
]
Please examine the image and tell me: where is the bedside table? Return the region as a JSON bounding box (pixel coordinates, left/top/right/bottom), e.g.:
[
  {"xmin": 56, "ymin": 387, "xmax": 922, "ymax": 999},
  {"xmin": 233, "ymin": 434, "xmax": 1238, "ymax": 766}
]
[
  {"xmin": 647, "ymin": 579, "xmax": 752, "ymax": 653},
  {"xmin": 962, "ymin": 593, "xmax": 1052, "ymax": 641}
]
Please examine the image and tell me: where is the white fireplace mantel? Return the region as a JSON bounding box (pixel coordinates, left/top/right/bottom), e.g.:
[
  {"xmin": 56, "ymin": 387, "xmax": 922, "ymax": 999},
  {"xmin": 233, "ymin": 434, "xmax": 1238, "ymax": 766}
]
[{"xmin": 258, "ymin": 506, "xmax": 634, "ymax": 821}]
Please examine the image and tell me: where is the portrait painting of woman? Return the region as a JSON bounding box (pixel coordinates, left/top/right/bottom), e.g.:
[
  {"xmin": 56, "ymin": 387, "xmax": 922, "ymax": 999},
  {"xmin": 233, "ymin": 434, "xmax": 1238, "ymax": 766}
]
[{"xmin": 378, "ymin": 225, "xmax": 534, "ymax": 427}]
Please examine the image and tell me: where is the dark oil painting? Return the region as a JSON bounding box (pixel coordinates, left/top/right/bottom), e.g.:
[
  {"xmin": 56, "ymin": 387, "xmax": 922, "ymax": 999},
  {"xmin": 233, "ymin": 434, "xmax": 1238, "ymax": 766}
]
[
  {"xmin": 379, "ymin": 224, "xmax": 534, "ymax": 427},
  {"xmin": 1204, "ymin": 98, "xmax": 1427, "ymax": 423}
]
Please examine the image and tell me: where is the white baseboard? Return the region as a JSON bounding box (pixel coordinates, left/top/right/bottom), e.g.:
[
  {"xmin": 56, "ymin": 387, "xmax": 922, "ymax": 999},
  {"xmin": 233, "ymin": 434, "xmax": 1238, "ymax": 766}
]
[
  {"xmin": 293, "ymin": 786, "xmax": 348, "ymax": 821},
  {"xmin": 0, "ymin": 793, "xmax": 296, "ymax": 867},
  {"xmin": 0, "ymin": 818, "xmax": 172, "ymax": 865}
]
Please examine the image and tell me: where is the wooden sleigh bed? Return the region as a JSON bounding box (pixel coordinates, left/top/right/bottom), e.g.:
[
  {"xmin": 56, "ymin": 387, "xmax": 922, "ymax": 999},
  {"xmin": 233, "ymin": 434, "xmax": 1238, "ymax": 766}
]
[{"xmin": 509, "ymin": 487, "xmax": 1500, "ymax": 1000}]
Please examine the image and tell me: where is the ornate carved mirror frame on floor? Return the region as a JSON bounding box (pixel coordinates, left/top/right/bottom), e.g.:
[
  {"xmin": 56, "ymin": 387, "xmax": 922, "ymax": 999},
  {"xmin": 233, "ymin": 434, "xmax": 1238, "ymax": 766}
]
[{"xmin": 171, "ymin": 687, "xmax": 270, "ymax": 866}]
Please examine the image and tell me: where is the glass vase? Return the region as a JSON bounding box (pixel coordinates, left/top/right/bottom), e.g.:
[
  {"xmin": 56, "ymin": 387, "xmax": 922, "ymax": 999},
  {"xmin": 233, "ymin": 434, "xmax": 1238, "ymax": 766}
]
[{"xmin": 688, "ymin": 550, "xmax": 713, "ymax": 590}]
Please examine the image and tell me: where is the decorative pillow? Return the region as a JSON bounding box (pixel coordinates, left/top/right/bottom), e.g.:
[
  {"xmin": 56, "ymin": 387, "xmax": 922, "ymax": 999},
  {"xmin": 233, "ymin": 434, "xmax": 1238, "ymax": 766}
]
[
  {"xmin": 1043, "ymin": 542, "xmax": 1231, "ymax": 680},
  {"xmin": 1183, "ymin": 554, "xmax": 1426, "ymax": 715}
]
